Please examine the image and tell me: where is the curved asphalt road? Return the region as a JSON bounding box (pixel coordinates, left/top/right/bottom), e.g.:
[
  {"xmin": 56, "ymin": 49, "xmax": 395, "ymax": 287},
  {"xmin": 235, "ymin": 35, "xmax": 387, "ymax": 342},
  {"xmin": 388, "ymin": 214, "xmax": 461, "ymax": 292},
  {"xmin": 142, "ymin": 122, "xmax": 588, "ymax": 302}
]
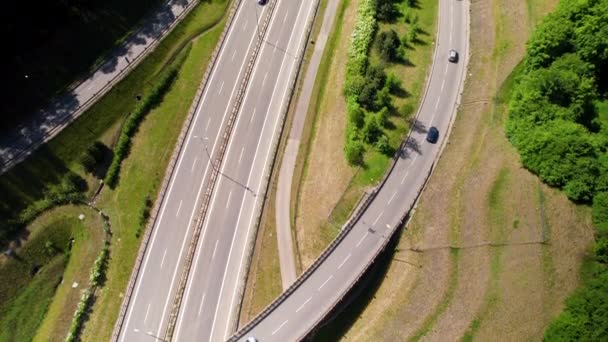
[
  {"xmin": 172, "ymin": 1, "xmax": 317, "ymax": 341},
  {"xmin": 115, "ymin": 1, "xmax": 271, "ymax": 340},
  {"xmin": 235, "ymin": 0, "xmax": 469, "ymax": 340}
]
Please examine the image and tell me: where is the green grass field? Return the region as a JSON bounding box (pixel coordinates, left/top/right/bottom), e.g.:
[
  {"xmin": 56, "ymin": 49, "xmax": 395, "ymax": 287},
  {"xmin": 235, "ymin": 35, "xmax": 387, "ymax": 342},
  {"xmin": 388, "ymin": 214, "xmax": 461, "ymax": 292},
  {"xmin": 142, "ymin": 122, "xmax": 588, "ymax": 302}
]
[
  {"xmin": 0, "ymin": 0, "xmax": 230, "ymax": 339},
  {"xmin": 0, "ymin": 0, "xmax": 230, "ymax": 245},
  {"xmin": 0, "ymin": 205, "xmax": 104, "ymax": 342}
]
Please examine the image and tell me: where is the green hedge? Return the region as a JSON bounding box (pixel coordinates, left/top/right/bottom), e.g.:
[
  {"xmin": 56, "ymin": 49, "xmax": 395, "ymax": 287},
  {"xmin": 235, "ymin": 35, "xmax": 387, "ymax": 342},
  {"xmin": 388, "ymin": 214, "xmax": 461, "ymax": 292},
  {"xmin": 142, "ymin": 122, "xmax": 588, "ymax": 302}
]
[{"xmin": 104, "ymin": 43, "xmax": 191, "ymax": 188}]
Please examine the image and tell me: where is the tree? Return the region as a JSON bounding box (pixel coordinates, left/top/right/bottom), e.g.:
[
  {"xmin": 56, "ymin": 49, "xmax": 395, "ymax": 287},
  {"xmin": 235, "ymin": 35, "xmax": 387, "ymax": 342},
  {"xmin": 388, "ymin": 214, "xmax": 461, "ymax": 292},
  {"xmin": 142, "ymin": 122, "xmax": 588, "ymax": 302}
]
[
  {"xmin": 347, "ymin": 98, "xmax": 365, "ymax": 128},
  {"xmin": 375, "ymin": 134, "xmax": 391, "ymax": 154},
  {"xmin": 376, "ymin": 29, "xmax": 401, "ymax": 62},
  {"xmin": 358, "ymin": 64, "xmax": 386, "ymax": 109},
  {"xmin": 363, "ymin": 115, "xmax": 383, "ymax": 144},
  {"xmin": 375, "ymin": 0, "xmax": 397, "ymax": 22},
  {"xmin": 385, "ymin": 72, "xmax": 402, "ymax": 94},
  {"xmin": 345, "ymin": 138, "xmax": 364, "ymax": 165},
  {"xmin": 374, "ymin": 85, "xmax": 393, "ymax": 110}
]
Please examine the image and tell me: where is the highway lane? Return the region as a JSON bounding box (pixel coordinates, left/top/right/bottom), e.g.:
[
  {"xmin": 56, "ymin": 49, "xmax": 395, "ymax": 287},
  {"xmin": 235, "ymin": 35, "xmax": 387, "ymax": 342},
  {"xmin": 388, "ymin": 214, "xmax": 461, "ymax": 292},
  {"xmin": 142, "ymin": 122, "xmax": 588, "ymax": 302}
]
[
  {"xmin": 115, "ymin": 1, "xmax": 271, "ymax": 340},
  {"xmin": 172, "ymin": 0, "xmax": 317, "ymax": 341},
  {"xmin": 236, "ymin": 0, "xmax": 469, "ymax": 340}
]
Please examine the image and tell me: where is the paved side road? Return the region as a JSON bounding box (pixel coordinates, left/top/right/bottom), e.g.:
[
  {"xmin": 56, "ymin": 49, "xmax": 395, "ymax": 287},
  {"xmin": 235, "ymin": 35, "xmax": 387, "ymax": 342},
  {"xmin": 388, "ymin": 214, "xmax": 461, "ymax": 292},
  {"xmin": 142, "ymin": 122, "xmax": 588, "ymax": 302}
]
[
  {"xmin": 233, "ymin": 0, "xmax": 470, "ymax": 340},
  {"xmin": 275, "ymin": 0, "xmax": 340, "ymax": 290},
  {"xmin": 0, "ymin": 0, "xmax": 198, "ymax": 174}
]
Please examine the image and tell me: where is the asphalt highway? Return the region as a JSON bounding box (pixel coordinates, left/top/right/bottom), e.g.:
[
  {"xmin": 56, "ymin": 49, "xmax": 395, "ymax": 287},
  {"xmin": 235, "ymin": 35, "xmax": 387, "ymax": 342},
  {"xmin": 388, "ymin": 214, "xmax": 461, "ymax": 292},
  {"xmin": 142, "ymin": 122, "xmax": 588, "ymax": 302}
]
[
  {"xmin": 172, "ymin": 0, "xmax": 317, "ymax": 341},
  {"xmin": 236, "ymin": 0, "xmax": 469, "ymax": 340},
  {"xmin": 115, "ymin": 1, "xmax": 271, "ymax": 340}
]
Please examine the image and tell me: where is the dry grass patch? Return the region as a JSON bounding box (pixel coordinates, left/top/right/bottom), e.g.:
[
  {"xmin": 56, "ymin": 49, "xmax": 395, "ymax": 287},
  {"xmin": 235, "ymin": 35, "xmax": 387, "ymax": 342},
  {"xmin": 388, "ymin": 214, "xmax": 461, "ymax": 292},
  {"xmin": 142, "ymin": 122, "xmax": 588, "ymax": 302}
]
[
  {"xmin": 326, "ymin": 0, "xmax": 595, "ymax": 341},
  {"xmin": 294, "ymin": 0, "xmax": 360, "ymax": 269}
]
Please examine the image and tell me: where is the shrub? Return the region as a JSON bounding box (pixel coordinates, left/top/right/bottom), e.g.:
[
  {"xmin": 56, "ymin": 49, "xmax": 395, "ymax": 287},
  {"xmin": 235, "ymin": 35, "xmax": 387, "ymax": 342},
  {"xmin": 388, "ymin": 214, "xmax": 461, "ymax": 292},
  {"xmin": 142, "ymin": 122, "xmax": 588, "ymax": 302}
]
[
  {"xmin": 375, "ymin": 134, "xmax": 391, "ymax": 154},
  {"xmin": 345, "ymin": 138, "xmax": 365, "ymax": 166},
  {"xmin": 347, "ymin": 97, "xmax": 366, "ymax": 128},
  {"xmin": 344, "ymin": 0, "xmax": 377, "ymax": 99},
  {"xmin": 363, "ymin": 115, "xmax": 383, "ymax": 144},
  {"xmin": 376, "ymin": 0, "xmax": 397, "ymax": 22},
  {"xmin": 386, "ymin": 72, "xmax": 402, "ymax": 94},
  {"xmin": 376, "ymin": 29, "xmax": 401, "ymax": 62},
  {"xmin": 374, "ymin": 85, "xmax": 393, "ymax": 110},
  {"xmin": 593, "ymin": 192, "xmax": 608, "ymax": 234}
]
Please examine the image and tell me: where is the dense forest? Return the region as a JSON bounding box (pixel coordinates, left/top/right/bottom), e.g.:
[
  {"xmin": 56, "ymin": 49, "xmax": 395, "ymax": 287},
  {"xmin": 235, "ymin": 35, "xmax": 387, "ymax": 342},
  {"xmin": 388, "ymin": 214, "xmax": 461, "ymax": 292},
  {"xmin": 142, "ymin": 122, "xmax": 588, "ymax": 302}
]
[
  {"xmin": 505, "ymin": 0, "xmax": 608, "ymax": 339},
  {"xmin": 0, "ymin": 0, "xmax": 162, "ymax": 132}
]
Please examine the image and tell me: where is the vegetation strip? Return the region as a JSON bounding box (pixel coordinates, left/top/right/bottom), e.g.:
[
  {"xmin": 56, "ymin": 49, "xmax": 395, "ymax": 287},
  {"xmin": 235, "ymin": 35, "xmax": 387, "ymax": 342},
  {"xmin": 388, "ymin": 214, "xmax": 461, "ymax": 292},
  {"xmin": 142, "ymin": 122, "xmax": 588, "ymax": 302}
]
[
  {"xmin": 65, "ymin": 208, "xmax": 111, "ymax": 342},
  {"xmin": 504, "ymin": 0, "xmax": 608, "ymax": 338}
]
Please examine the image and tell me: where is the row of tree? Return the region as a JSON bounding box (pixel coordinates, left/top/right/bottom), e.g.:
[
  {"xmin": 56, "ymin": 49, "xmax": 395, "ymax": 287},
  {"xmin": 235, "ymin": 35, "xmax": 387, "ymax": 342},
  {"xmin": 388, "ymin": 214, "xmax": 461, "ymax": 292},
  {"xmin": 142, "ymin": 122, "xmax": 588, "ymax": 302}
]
[
  {"xmin": 343, "ymin": 0, "xmax": 416, "ymax": 165},
  {"xmin": 505, "ymin": 0, "xmax": 608, "ymax": 339}
]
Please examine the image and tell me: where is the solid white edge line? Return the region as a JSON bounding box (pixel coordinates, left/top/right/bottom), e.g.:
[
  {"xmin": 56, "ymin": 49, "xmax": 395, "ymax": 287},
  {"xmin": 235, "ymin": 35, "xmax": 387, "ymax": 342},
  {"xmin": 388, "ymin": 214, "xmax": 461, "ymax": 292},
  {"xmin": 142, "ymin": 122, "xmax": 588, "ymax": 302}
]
[
  {"xmin": 119, "ymin": 1, "xmax": 252, "ymax": 338},
  {"xmin": 171, "ymin": 2, "xmax": 264, "ymax": 337},
  {"xmin": 219, "ymin": 1, "xmax": 315, "ymax": 339},
  {"xmin": 157, "ymin": 1, "xmax": 268, "ymax": 337},
  {"xmin": 175, "ymin": 1, "xmax": 290, "ymax": 340}
]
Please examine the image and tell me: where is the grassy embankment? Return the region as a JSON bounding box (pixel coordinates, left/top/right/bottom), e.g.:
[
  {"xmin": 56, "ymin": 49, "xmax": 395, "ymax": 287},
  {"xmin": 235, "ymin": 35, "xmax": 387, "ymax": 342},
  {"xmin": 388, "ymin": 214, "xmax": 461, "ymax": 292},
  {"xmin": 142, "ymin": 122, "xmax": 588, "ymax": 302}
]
[
  {"xmin": 0, "ymin": 206, "xmax": 104, "ymax": 342},
  {"xmin": 0, "ymin": 0, "xmax": 230, "ymax": 339},
  {"xmin": 313, "ymin": 0, "xmax": 596, "ymax": 340}
]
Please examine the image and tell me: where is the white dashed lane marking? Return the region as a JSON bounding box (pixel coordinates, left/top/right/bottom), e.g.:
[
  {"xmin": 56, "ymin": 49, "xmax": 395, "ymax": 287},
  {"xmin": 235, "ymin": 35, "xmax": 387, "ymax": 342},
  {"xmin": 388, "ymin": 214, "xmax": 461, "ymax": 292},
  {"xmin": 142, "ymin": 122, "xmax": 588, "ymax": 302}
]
[
  {"xmin": 318, "ymin": 275, "xmax": 333, "ymax": 290},
  {"xmin": 356, "ymin": 232, "xmax": 369, "ymax": 247},
  {"xmin": 272, "ymin": 320, "xmax": 288, "ymax": 336},
  {"xmin": 338, "ymin": 253, "xmax": 351, "ymax": 269},
  {"xmin": 295, "ymin": 296, "xmax": 312, "ymax": 313}
]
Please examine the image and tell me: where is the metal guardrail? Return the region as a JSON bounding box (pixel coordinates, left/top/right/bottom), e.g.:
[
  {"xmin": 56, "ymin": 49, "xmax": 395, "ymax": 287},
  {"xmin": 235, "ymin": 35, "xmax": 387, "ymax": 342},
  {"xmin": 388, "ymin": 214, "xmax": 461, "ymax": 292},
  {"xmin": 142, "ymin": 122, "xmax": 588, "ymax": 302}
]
[
  {"xmin": 229, "ymin": 0, "xmax": 474, "ymax": 339},
  {"xmin": 163, "ymin": 0, "xmax": 279, "ymax": 339},
  {"xmin": 1, "ymin": 0, "xmax": 199, "ymax": 174},
  {"xmin": 227, "ymin": 0, "xmax": 322, "ymax": 334},
  {"xmin": 110, "ymin": 0, "xmax": 244, "ymax": 339}
]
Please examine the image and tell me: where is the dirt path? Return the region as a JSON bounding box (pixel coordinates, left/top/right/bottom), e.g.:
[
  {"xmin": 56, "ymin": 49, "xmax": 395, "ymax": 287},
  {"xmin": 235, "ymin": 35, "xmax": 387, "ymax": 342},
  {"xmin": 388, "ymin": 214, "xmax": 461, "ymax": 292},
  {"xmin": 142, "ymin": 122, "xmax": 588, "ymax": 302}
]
[{"xmin": 336, "ymin": 0, "xmax": 595, "ymax": 340}]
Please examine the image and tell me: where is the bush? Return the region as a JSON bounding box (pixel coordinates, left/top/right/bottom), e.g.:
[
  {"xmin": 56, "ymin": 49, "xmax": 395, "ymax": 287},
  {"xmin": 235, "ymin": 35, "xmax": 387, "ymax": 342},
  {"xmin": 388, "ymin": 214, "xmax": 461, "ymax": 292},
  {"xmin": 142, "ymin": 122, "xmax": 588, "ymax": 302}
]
[
  {"xmin": 345, "ymin": 138, "xmax": 365, "ymax": 166},
  {"xmin": 376, "ymin": 0, "xmax": 398, "ymax": 22},
  {"xmin": 506, "ymin": 0, "xmax": 608, "ymax": 338},
  {"xmin": 374, "ymin": 85, "xmax": 393, "ymax": 110},
  {"xmin": 363, "ymin": 115, "xmax": 383, "ymax": 144},
  {"xmin": 376, "ymin": 29, "xmax": 401, "ymax": 62},
  {"xmin": 386, "ymin": 72, "xmax": 402, "ymax": 94},
  {"xmin": 347, "ymin": 97, "xmax": 366, "ymax": 128},
  {"xmin": 593, "ymin": 192, "xmax": 608, "ymax": 234},
  {"xmin": 344, "ymin": 0, "xmax": 377, "ymax": 99},
  {"xmin": 375, "ymin": 134, "xmax": 391, "ymax": 154}
]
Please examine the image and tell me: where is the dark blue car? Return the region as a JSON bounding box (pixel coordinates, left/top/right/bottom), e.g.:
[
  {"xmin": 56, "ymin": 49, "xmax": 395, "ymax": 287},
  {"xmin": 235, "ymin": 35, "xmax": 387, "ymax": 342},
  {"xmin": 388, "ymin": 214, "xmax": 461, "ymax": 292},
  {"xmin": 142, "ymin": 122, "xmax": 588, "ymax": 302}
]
[{"xmin": 426, "ymin": 126, "xmax": 439, "ymax": 143}]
